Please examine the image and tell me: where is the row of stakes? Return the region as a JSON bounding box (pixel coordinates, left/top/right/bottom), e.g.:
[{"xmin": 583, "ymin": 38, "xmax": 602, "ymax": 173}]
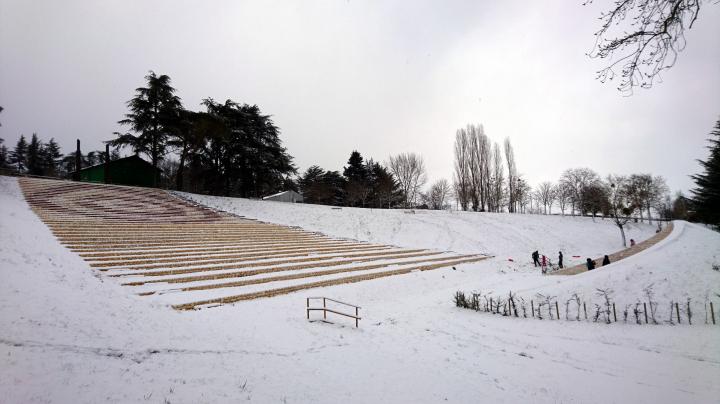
[{"xmin": 456, "ymin": 292, "xmax": 717, "ymax": 325}]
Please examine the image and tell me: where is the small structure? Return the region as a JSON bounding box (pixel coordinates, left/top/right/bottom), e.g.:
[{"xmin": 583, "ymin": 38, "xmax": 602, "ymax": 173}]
[
  {"xmin": 76, "ymin": 155, "xmax": 161, "ymax": 188},
  {"xmin": 262, "ymin": 190, "xmax": 303, "ymax": 203}
]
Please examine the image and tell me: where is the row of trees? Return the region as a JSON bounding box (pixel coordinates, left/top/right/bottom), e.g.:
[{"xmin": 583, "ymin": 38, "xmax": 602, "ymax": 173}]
[
  {"xmin": 0, "ymin": 133, "xmax": 62, "ymax": 176},
  {"xmin": 1, "ymin": 98, "xmax": 716, "ymax": 228},
  {"xmin": 449, "ymin": 122, "xmax": 680, "ymax": 227},
  {"xmin": 299, "ymin": 151, "xmax": 405, "ymax": 208},
  {"xmin": 110, "ymin": 72, "xmax": 296, "ymax": 196},
  {"xmin": 0, "ymin": 132, "xmax": 120, "ymax": 178},
  {"xmin": 453, "ymin": 124, "xmax": 530, "ymax": 213}
]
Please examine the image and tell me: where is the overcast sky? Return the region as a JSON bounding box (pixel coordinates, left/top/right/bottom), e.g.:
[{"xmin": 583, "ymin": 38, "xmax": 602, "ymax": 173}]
[{"xmin": 1, "ymin": 0, "xmax": 719, "ymax": 194}]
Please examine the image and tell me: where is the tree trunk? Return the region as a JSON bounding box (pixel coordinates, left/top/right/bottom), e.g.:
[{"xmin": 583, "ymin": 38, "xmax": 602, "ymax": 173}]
[
  {"xmin": 618, "ymin": 224, "xmax": 627, "ymax": 247},
  {"xmin": 176, "ymin": 142, "xmax": 187, "ymax": 191}
]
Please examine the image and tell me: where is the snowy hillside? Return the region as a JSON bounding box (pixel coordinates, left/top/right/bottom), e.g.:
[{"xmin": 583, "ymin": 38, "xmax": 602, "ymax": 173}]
[
  {"xmin": 2, "ymin": 176, "xmax": 719, "ymax": 404},
  {"xmin": 177, "ymin": 192, "xmax": 657, "ymax": 265}
]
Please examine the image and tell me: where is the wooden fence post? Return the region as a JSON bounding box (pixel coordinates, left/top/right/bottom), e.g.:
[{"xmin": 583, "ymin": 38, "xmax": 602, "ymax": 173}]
[
  {"xmin": 531, "ymin": 300, "xmax": 534, "ymax": 318},
  {"xmin": 555, "ymin": 301, "xmax": 560, "ymax": 320},
  {"xmin": 675, "ymin": 302, "xmax": 681, "ymax": 324},
  {"xmin": 583, "ymin": 302, "xmax": 587, "ymax": 320},
  {"xmin": 643, "ymin": 303, "xmax": 648, "ymax": 324},
  {"xmin": 711, "ymin": 302, "xmax": 716, "ymax": 325},
  {"xmin": 687, "ymin": 301, "xmax": 692, "ymax": 325},
  {"xmin": 490, "ymin": 298, "xmax": 493, "ymax": 314},
  {"xmin": 612, "ymin": 303, "xmax": 617, "ymax": 322}
]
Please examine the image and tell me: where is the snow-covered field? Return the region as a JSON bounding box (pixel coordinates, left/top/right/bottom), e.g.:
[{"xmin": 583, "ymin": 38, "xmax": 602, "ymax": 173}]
[{"xmin": 2, "ymin": 176, "xmax": 719, "ymax": 403}]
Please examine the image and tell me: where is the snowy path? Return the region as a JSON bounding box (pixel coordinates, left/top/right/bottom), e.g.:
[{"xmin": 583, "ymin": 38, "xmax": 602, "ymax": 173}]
[{"xmin": 551, "ymin": 222, "xmax": 674, "ymax": 275}]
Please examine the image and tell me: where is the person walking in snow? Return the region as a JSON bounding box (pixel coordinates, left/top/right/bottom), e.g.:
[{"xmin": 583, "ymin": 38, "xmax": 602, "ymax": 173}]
[
  {"xmin": 586, "ymin": 258, "xmax": 595, "ymax": 271},
  {"xmin": 558, "ymin": 251, "xmax": 564, "ymax": 269},
  {"xmin": 532, "ymin": 250, "xmax": 540, "ymax": 267},
  {"xmin": 602, "ymin": 255, "xmax": 610, "ymax": 266},
  {"xmin": 630, "ymin": 239, "xmax": 636, "ymax": 247}
]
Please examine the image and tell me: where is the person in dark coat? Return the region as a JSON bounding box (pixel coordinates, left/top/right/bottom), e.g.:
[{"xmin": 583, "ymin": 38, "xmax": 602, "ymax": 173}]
[
  {"xmin": 558, "ymin": 251, "xmax": 564, "ymax": 268},
  {"xmin": 602, "ymin": 255, "xmax": 610, "ymax": 266},
  {"xmin": 532, "ymin": 251, "xmax": 540, "ymax": 267},
  {"xmin": 586, "ymin": 258, "xmax": 596, "ymax": 271}
]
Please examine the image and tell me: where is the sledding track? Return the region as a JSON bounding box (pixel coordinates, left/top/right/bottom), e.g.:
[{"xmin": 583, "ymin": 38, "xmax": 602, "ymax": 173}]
[{"xmin": 19, "ymin": 177, "xmax": 488, "ymax": 309}]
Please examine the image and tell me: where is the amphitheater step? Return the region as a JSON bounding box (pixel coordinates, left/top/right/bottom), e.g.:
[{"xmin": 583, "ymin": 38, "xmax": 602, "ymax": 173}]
[{"xmin": 18, "ymin": 177, "xmax": 490, "ymax": 308}]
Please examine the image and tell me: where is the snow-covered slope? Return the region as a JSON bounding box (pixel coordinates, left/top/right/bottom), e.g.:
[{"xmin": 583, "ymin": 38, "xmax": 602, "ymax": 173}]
[
  {"xmin": 526, "ymin": 220, "xmax": 720, "ymax": 305},
  {"xmin": 2, "ymin": 177, "xmax": 719, "ymax": 404},
  {"xmin": 177, "ymin": 192, "xmax": 657, "ymax": 265}
]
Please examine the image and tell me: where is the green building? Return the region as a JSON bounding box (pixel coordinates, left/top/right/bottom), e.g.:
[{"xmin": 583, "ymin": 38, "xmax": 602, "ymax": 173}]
[{"xmin": 77, "ymin": 155, "xmax": 162, "ymax": 187}]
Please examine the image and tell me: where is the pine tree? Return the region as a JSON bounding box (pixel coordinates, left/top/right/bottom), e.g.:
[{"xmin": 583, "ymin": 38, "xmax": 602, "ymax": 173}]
[
  {"xmin": 343, "ymin": 151, "xmax": 369, "ymax": 206},
  {"xmin": 111, "ymin": 71, "xmax": 183, "ymax": 183},
  {"xmin": 26, "ymin": 133, "xmax": 44, "ymax": 175},
  {"xmin": 0, "ymin": 142, "xmax": 7, "ymax": 169},
  {"xmin": 691, "ymin": 119, "xmax": 720, "ymax": 228},
  {"xmin": 343, "ymin": 151, "xmax": 368, "ymax": 182},
  {"xmin": 41, "ymin": 138, "xmax": 62, "ymax": 176},
  {"xmin": 11, "ymin": 134, "xmax": 28, "ymax": 172}
]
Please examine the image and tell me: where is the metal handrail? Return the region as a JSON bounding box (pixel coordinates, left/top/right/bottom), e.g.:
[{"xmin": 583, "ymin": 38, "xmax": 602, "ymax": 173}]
[{"xmin": 306, "ymin": 297, "xmax": 361, "ymax": 327}]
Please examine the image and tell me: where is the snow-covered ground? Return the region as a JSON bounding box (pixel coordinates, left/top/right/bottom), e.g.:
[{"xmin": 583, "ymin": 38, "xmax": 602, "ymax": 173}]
[
  {"xmin": 2, "ymin": 176, "xmax": 719, "ymax": 403},
  {"xmin": 178, "ymin": 192, "xmax": 658, "ymax": 262}
]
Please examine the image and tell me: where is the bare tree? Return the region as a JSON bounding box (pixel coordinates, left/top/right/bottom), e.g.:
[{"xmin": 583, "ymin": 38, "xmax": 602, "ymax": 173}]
[
  {"xmin": 388, "ymin": 152, "xmax": 427, "ymax": 208},
  {"xmin": 587, "ymin": 0, "xmax": 704, "ymax": 93},
  {"xmin": 469, "ymin": 125, "xmax": 491, "ymax": 211},
  {"xmin": 515, "ymin": 176, "xmax": 532, "ymax": 213},
  {"xmin": 555, "ymin": 183, "xmax": 572, "ymax": 216},
  {"xmin": 626, "ymin": 174, "xmax": 653, "ymax": 222},
  {"xmin": 607, "ymin": 175, "xmax": 637, "ymax": 247},
  {"xmin": 560, "ymin": 168, "xmax": 601, "ymax": 216},
  {"xmin": 648, "ymin": 176, "xmax": 669, "ymax": 223},
  {"xmin": 427, "ymin": 179, "xmax": 452, "ymax": 210},
  {"xmin": 536, "ymin": 181, "xmax": 556, "ymax": 215},
  {"xmin": 489, "ymin": 142, "xmax": 505, "ymax": 212},
  {"xmin": 453, "ymin": 128, "xmax": 472, "ymax": 211},
  {"xmin": 504, "ymin": 138, "xmax": 517, "ymax": 213},
  {"xmin": 649, "ymin": 176, "xmax": 670, "ymax": 225}
]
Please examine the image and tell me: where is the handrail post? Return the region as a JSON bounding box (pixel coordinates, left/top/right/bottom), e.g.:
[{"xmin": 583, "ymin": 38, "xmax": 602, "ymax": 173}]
[
  {"xmin": 355, "ymin": 307, "xmax": 359, "ymax": 328},
  {"xmin": 323, "ymin": 297, "xmax": 327, "ymax": 320},
  {"xmin": 306, "ymin": 297, "xmax": 310, "ymax": 320}
]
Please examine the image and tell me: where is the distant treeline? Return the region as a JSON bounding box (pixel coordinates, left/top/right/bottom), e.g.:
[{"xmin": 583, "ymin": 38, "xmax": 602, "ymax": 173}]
[{"xmin": 0, "ymin": 77, "xmax": 717, "ymax": 227}]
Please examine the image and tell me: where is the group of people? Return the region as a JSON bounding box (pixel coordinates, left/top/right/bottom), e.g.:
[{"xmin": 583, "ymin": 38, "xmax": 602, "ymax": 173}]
[
  {"xmin": 585, "ymin": 255, "xmax": 611, "ymax": 271},
  {"xmin": 531, "ymin": 250, "xmax": 613, "ymax": 273},
  {"xmin": 531, "ymin": 238, "xmax": 638, "ymax": 274},
  {"xmin": 531, "ymin": 250, "xmax": 562, "ymax": 274}
]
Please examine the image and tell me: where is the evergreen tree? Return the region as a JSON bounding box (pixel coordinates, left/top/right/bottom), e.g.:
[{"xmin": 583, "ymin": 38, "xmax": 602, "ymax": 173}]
[
  {"xmin": 111, "ymin": 71, "xmax": 183, "ymax": 183},
  {"xmin": 26, "ymin": 133, "xmax": 44, "ymax": 175},
  {"xmin": 299, "ymin": 166, "xmax": 346, "ymax": 205},
  {"xmin": 11, "ymin": 134, "xmax": 28, "ymax": 172},
  {"xmin": 343, "ymin": 151, "xmax": 370, "ymax": 206},
  {"xmin": 343, "ymin": 151, "xmax": 368, "ymax": 182},
  {"xmin": 201, "ymin": 99, "xmax": 295, "ymax": 197},
  {"xmin": 691, "ymin": 119, "xmax": 720, "ymax": 228},
  {"xmin": 41, "ymin": 138, "xmax": 62, "ymax": 177},
  {"xmin": 0, "ymin": 107, "xmax": 4, "ymax": 167},
  {"xmin": 0, "ymin": 142, "xmax": 7, "ymax": 169},
  {"xmin": 363, "ymin": 160, "xmax": 399, "ymax": 208}
]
